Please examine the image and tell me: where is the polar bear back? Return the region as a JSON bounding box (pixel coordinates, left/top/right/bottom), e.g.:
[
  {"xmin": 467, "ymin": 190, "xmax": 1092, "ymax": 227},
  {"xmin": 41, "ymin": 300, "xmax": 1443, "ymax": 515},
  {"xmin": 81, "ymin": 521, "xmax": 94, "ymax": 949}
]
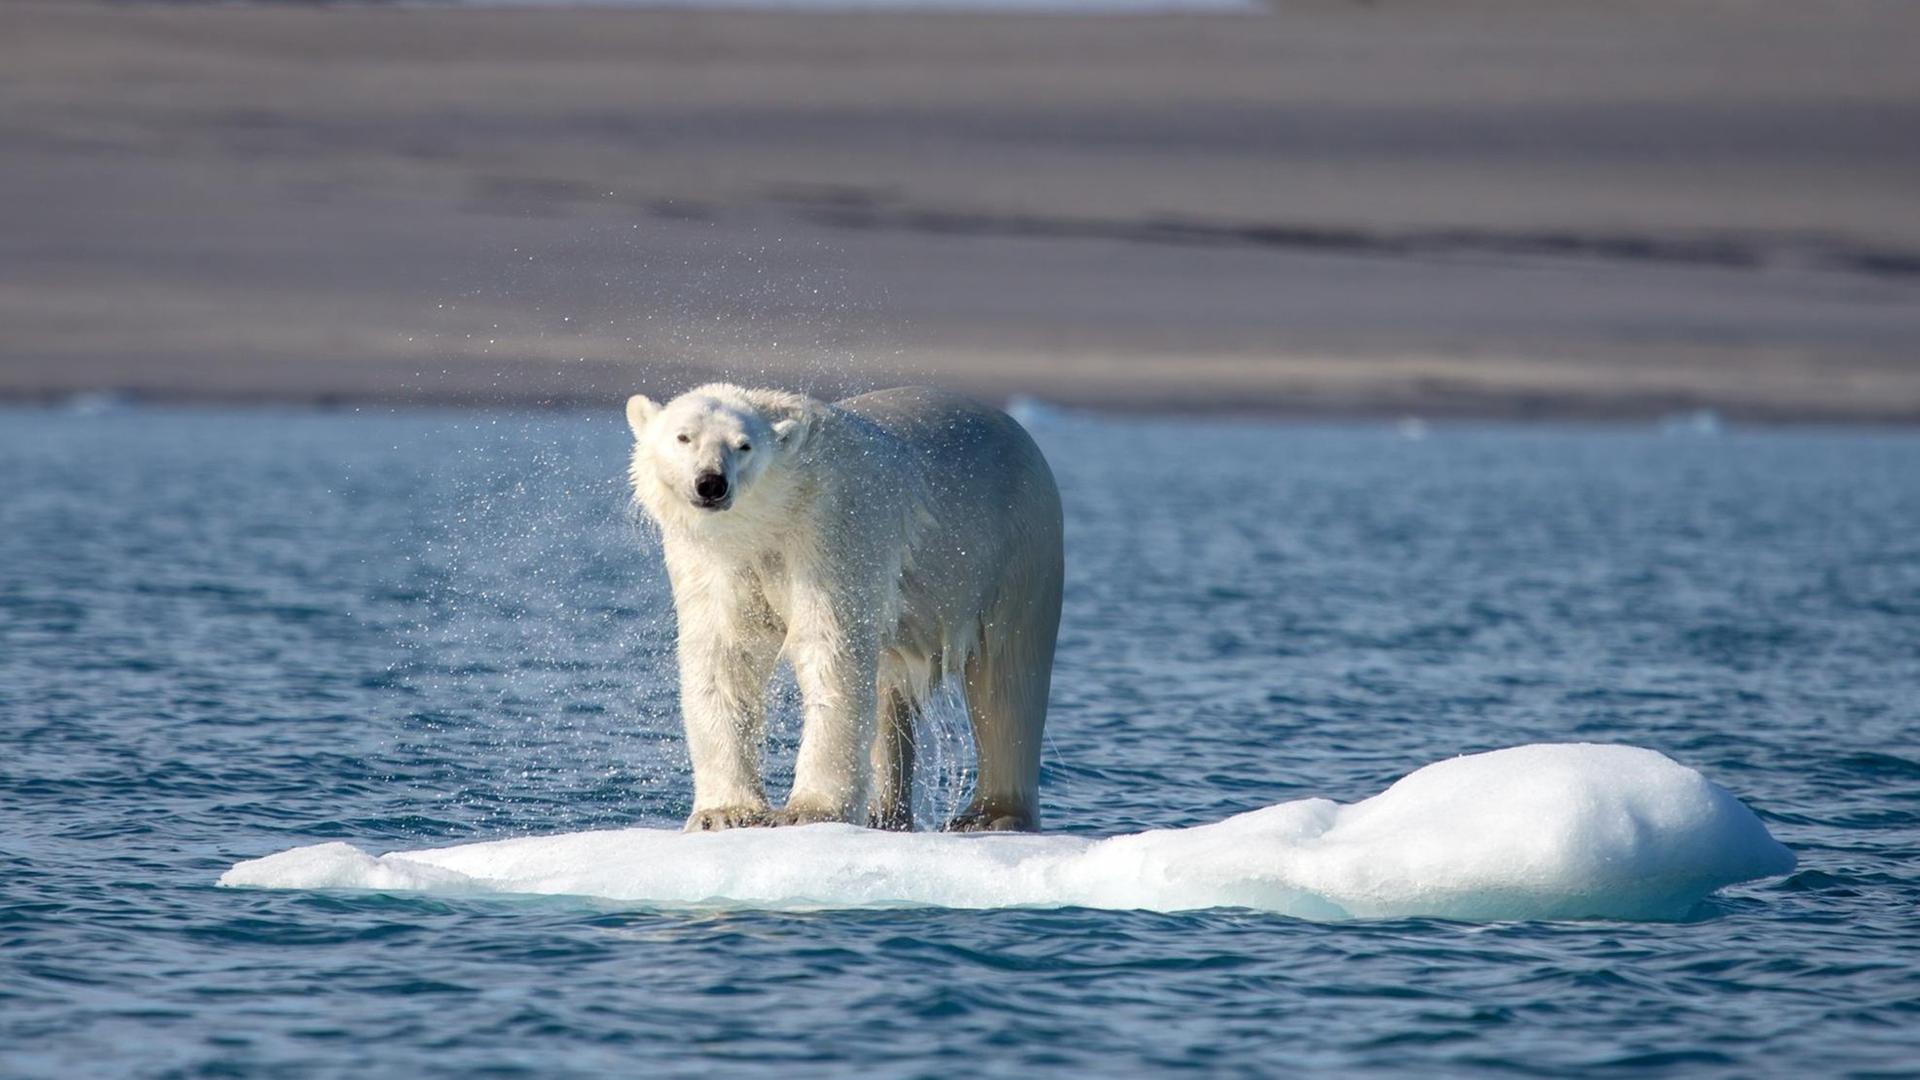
[{"xmin": 836, "ymin": 387, "xmax": 1063, "ymax": 670}]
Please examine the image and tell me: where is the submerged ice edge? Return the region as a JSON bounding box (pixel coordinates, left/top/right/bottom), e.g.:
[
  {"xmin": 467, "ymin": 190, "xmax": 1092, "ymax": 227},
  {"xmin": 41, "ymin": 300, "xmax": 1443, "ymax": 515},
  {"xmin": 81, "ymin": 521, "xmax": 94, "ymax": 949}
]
[{"xmin": 220, "ymin": 744, "xmax": 1796, "ymax": 922}]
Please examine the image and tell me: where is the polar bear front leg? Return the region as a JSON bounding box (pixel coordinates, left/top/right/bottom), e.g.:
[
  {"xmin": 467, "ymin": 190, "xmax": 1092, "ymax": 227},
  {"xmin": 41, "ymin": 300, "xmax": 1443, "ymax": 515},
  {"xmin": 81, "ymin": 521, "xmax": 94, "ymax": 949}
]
[
  {"xmin": 673, "ymin": 592, "xmax": 782, "ymax": 832},
  {"xmin": 776, "ymin": 616, "xmax": 881, "ymax": 826}
]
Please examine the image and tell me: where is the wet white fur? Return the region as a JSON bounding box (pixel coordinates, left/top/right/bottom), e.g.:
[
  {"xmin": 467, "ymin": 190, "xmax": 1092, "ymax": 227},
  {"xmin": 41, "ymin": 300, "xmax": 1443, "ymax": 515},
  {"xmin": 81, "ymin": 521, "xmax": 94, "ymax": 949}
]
[{"xmin": 626, "ymin": 384, "xmax": 1064, "ymax": 831}]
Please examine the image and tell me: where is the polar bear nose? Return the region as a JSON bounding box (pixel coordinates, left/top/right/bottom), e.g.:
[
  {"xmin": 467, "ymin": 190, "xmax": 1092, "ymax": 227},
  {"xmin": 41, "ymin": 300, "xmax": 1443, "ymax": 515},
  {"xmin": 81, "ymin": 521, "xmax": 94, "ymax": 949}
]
[{"xmin": 694, "ymin": 472, "xmax": 730, "ymax": 501}]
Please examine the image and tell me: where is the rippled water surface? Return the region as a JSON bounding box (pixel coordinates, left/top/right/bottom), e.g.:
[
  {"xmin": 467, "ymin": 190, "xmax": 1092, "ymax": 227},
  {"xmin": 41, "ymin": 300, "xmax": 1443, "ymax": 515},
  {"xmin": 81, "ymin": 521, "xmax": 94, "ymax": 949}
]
[{"xmin": 3, "ymin": 405, "xmax": 1916, "ymax": 1078}]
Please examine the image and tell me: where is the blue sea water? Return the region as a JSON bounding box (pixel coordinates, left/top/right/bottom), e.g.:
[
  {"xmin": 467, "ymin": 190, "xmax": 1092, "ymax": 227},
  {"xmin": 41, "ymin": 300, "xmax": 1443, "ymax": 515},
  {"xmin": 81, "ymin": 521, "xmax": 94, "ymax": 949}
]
[{"xmin": 1, "ymin": 404, "xmax": 1916, "ymax": 1078}]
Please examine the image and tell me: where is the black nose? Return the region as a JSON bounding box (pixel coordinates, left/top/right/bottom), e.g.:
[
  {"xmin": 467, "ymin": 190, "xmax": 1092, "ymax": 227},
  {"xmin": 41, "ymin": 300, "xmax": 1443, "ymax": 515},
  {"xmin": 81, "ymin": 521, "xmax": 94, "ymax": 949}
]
[{"xmin": 694, "ymin": 472, "xmax": 729, "ymax": 500}]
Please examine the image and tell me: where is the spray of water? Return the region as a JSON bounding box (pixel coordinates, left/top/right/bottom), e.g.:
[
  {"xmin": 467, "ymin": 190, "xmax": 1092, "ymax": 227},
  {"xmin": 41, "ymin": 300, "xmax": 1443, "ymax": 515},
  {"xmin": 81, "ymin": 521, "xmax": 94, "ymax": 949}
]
[{"xmin": 385, "ymin": 208, "xmax": 988, "ymax": 833}]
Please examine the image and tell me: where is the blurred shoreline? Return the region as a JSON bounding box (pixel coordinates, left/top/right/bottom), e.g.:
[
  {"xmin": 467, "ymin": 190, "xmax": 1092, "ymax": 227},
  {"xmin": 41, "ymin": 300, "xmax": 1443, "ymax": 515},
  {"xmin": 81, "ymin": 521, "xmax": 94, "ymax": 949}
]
[{"xmin": 3, "ymin": 0, "xmax": 1918, "ymax": 421}]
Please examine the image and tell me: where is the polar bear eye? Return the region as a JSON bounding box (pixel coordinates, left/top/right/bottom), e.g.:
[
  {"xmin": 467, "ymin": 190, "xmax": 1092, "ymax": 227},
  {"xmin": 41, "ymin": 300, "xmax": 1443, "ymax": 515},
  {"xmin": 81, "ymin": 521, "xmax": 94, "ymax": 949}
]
[
  {"xmin": 676, "ymin": 433, "xmax": 691, "ymax": 444},
  {"xmin": 738, "ymin": 442, "xmax": 752, "ymax": 453}
]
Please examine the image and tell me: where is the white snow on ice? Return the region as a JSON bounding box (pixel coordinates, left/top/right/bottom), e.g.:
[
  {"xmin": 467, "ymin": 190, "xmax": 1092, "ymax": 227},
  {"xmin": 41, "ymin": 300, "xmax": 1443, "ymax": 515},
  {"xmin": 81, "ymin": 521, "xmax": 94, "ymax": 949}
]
[{"xmin": 219, "ymin": 744, "xmax": 1794, "ymax": 921}]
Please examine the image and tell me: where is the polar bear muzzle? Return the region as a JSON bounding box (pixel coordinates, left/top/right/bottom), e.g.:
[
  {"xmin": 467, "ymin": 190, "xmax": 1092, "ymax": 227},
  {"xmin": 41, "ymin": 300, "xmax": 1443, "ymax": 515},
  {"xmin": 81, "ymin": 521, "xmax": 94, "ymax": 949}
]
[{"xmin": 692, "ymin": 471, "xmax": 731, "ymax": 509}]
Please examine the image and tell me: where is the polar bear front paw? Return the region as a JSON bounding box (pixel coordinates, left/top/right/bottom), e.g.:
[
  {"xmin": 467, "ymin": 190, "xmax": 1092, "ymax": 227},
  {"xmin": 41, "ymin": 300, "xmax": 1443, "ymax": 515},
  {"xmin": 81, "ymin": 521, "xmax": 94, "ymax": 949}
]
[{"xmin": 685, "ymin": 805, "xmax": 770, "ymax": 832}]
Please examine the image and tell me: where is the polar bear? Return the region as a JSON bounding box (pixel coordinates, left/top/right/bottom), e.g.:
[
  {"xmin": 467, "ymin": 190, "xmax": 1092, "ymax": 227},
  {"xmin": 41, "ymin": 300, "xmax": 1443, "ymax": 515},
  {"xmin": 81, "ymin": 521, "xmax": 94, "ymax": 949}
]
[{"xmin": 625, "ymin": 384, "xmax": 1064, "ymax": 832}]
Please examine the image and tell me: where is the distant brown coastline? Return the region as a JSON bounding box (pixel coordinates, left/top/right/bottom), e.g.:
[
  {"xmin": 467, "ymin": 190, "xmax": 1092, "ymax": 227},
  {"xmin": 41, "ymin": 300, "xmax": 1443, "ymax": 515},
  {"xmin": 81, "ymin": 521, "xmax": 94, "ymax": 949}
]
[{"xmin": 3, "ymin": 0, "xmax": 1918, "ymax": 421}]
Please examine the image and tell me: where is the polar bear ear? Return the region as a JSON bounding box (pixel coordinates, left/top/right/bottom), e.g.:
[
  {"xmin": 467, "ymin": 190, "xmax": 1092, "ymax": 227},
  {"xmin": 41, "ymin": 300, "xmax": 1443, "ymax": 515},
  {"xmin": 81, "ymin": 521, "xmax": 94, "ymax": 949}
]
[
  {"xmin": 625, "ymin": 394, "xmax": 659, "ymax": 437},
  {"xmin": 744, "ymin": 388, "xmax": 821, "ymax": 452},
  {"xmin": 771, "ymin": 415, "xmax": 808, "ymax": 449}
]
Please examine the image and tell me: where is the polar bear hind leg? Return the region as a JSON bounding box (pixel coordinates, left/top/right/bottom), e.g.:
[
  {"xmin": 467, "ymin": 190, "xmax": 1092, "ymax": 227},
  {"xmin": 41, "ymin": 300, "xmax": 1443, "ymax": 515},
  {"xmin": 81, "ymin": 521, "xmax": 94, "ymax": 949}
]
[{"xmin": 948, "ymin": 548, "xmax": 1062, "ymax": 832}]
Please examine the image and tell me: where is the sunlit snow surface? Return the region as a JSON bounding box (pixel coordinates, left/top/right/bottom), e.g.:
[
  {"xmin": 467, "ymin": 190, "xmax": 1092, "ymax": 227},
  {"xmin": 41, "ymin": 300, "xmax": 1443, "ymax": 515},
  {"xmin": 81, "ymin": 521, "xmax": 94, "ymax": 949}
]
[{"xmin": 222, "ymin": 744, "xmax": 1793, "ymax": 921}]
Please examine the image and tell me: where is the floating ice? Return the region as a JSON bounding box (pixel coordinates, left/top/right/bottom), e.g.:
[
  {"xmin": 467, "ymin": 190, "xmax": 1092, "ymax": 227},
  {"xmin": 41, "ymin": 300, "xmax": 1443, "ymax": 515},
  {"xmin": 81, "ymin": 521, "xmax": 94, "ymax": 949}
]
[{"xmin": 220, "ymin": 744, "xmax": 1794, "ymax": 921}]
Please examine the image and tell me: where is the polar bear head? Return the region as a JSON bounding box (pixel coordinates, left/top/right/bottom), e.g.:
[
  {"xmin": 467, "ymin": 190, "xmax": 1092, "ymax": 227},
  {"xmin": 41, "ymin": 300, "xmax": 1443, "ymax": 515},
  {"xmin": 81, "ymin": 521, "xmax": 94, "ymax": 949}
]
[{"xmin": 626, "ymin": 383, "xmax": 818, "ymax": 530}]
